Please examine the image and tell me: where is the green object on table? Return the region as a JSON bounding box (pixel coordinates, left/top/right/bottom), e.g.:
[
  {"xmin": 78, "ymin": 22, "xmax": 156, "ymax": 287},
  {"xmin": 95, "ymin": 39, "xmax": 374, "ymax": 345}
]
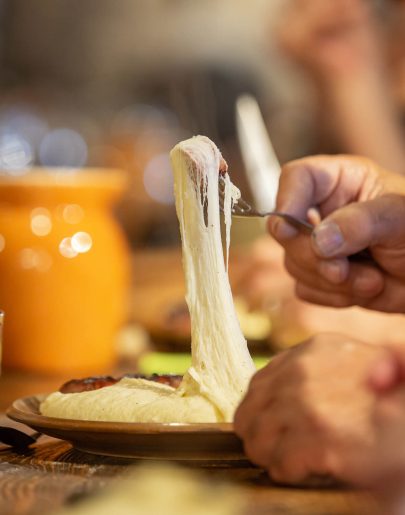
[{"xmin": 138, "ymin": 352, "xmax": 270, "ymax": 375}]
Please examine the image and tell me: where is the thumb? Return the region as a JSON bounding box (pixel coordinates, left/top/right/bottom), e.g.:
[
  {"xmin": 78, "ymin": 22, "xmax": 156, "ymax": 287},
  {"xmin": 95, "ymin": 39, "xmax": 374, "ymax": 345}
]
[{"xmin": 311, "ymin": 194, "xmax": 405, "ymax": 258}]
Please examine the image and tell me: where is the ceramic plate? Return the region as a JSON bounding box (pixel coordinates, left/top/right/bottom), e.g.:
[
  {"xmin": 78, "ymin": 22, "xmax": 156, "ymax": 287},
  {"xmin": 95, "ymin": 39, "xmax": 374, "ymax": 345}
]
[{"xmin": 7, "ymin": 395, "xmax": 248, "ymax": 463}]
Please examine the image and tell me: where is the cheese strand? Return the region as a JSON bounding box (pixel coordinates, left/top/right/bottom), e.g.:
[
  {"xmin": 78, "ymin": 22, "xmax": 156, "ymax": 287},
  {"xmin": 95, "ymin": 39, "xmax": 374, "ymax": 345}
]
[{"xmin": 171, "ymin": 136, "xmax": 255, "ymax": 421}]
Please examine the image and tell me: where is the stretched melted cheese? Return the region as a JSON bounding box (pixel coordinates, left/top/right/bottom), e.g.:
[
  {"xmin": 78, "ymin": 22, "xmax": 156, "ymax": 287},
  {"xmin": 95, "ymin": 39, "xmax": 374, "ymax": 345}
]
[
  {"xmin": 173, "ymin": 136, "xmax": 255, "ymax": 420},
  {"xmin": 41, "ymin": 136, "xmax": 255, "ymax": 423}
]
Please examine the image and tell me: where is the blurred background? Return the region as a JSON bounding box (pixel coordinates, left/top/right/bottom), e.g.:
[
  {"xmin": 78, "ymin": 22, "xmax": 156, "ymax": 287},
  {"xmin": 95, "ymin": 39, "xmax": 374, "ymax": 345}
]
[
  {"xmin": 1, "ymin": 0, "xmax": 405, "ymax": 246},
  {"xmin": 1, "ymin": 0, "xmax": 405, "ymax": 245},
  {"xmin": 0, "ymin": 0, "xmax": 296, "ymax": 247},
  {"xmin": 0, "ymin": 0, "xmax": 405, "ymax": 389}
]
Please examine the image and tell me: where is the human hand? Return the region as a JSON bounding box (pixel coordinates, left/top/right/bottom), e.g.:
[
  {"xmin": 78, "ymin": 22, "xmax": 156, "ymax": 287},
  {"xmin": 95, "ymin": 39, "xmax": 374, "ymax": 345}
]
[
  {"xmin": 234, "ymin": 334, "xmax": 390, "ymax": 485},
  {"xmin": 277, "ymin": 0, "xmax": 383, "ymax": 79},
  {"xmin": 268, "ymin": 155, "xmax": 405, "ymax": 313},
  {"xmin": 363, "ymin": 346, "xmax": 405, "ymax": 488},
  {"xmin": 236, "ymin": 235, "xmax": 405, "ymax": 348}
]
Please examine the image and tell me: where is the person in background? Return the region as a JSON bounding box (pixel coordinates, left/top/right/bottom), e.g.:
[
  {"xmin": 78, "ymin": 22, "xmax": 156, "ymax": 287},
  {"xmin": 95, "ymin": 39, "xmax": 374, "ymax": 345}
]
[
  {"xmin": 237, "ymin": 0, "xmax": 405, "ymax": 354},
  {"xmin": 277, "ymin": 0, "xmax": 405, "ymax": 173},
  {"xmin": 234, "ymin": 155, "xmax": 405, "ymax": 489}
]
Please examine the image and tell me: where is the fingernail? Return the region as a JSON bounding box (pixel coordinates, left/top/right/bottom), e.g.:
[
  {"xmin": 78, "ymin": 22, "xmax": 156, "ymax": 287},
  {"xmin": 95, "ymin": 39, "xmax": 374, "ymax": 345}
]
[
  {"xmin": 312, "ymin": 222, "xmax": 344, "ymax": 257},
  {"xmin": 353, "ymin": 271, "xmax": 382, "ymax": 297},
  {"xmin": 271, "ymin": 218, "xmax": 298, "ymax": 240},
  {"xmin": 319, "ymin": 259, "xmax": 348, "ymax": 284}
]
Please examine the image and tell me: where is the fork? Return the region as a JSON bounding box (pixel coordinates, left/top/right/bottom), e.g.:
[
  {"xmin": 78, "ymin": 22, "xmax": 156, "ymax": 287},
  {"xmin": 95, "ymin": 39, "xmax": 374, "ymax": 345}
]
[
  {"xmin": 218, "ymin": 176, "xmax": 313, "ymax": 234},
  {"xmin": 218, "ymin": 176, "xmax": 376, "ymax": 265}
]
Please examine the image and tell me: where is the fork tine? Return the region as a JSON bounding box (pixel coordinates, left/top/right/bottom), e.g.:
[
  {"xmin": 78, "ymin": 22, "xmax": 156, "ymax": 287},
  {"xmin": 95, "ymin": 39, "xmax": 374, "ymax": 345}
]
[
  {"xmin": 233, "ymin": 196, "xmax": 252, "ymax": 213},
  {"xmin": 218, "ymin": 175, "xmax": 253, "ymax": 215},
  {"xmin": 218, "ymin": 176, "xmax": 240, "ymax": 214},
  {"xmin": 218, "ymin": 175, "xmax": 226, "ymax": 191},
  {"xmin": 218, "ymin": 176, "xmax": 227, "ymax": 213},
  {"xmin": 219, "ymin": 194, "xmax": 225, "ymax": 212}
]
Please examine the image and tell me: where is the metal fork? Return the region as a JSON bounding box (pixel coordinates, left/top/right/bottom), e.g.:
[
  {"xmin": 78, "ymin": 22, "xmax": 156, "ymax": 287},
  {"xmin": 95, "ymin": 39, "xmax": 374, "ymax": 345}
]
[
  {"xmin": 218, "ymin": 176, "xmax": 376, "ymax": 265},
  {"xmin": 218, "ymin": 176, "xmax": 313, "ymax": 234}
]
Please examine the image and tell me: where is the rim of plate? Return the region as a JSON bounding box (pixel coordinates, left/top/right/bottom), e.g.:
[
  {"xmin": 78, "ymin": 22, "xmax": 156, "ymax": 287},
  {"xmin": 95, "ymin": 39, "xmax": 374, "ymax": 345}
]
[{"xmin": 6, "ymin": 394, "xmax": 236, "ymax": 434}]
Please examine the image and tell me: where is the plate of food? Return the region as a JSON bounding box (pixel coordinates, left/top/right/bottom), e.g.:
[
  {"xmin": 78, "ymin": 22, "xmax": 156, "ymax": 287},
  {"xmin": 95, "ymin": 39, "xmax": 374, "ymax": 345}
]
[
  {"xmin": 8, "ymin": 137, "xmax": 262, "ymax": 465},
  {"xmin": 7, "ymin": 395, "xmax": 245, "ymax": 463},
  {"xmin": 7, "ymin": 373, "xmax": 245, "ymax": 462}
]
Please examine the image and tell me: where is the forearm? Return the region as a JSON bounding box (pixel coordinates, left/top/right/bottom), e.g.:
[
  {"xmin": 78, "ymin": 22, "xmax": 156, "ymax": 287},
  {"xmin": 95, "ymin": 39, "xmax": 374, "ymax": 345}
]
[{"xmin": 324, "ymin": 70, "xmax": 405, "ymax": 174}]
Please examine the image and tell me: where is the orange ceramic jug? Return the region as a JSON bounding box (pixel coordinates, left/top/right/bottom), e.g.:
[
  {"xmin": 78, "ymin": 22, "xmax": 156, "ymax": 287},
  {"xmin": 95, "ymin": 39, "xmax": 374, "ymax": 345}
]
[{"xmin": 0, "ymin": 168, "xmax": 130, "ymax": 375}]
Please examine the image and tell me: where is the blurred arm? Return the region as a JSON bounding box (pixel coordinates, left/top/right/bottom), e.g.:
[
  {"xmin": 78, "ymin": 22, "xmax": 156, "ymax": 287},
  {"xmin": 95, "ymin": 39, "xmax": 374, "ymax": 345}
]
[
  {"xmin": 277, "ymin": 0, "xmax": 405, "ymax": 173},
  {"xmin": 325, "ymin": 68, "xmax": 405, "ymax": 174}
]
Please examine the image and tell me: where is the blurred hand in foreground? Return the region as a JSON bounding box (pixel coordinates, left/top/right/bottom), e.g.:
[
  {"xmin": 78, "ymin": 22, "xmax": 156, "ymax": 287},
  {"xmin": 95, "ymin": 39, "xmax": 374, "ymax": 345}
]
[
  {"xmin": 234, "ymin": 334, "xmax": 405, "ymax": 486},
  {"xmin": 367, "ymin": 347, "xmax": 405, "ymax": 489},
  {"xmin": 268, "ymin": 155, "xmax": 405, "ymax": 313}
]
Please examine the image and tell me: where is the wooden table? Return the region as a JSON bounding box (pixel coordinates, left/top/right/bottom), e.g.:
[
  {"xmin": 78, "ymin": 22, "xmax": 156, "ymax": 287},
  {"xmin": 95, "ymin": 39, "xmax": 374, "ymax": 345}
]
[
  {"xmin": 0, "ymin": 414, "xmax": 381, "ymax": 515},
  {"xmin": 0, "ymin": 250, "xmax": 384, "ymax": 514}
]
